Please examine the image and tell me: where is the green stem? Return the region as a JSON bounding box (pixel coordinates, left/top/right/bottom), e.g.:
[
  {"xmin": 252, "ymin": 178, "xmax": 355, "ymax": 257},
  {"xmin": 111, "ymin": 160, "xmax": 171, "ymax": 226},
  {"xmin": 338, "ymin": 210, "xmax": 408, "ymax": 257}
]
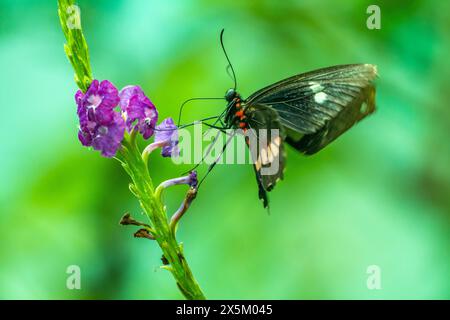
[
  {"xmin": 57, "ymin": 0, "xmax": 204, "ymax": 299},
  {"xmin": 58, "ymin": 0, "xmax": 93, "ymax": 92},
  {"xmin": 120, "ymin": 134, "xmax": 205, "ymax": 300}
]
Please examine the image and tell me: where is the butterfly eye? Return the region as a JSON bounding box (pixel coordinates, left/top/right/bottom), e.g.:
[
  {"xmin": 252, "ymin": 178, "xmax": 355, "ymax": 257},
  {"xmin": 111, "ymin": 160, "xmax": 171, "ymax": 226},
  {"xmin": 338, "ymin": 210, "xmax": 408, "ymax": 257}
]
[{"xmin": 225, "ymin": 88, "xmax": 236, "ymax": 102}]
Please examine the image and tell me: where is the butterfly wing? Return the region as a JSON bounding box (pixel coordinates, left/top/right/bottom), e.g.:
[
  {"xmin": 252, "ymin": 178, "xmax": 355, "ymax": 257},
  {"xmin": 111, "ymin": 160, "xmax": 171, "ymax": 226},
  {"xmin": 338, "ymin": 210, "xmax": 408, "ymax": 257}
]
[
  {"xmin": 246, "ymin": 64, "xmax": 377, "ymax": 154},
  {"xmin": 244, "ymin": 104, "xmax": 286, "ymax": 208}
]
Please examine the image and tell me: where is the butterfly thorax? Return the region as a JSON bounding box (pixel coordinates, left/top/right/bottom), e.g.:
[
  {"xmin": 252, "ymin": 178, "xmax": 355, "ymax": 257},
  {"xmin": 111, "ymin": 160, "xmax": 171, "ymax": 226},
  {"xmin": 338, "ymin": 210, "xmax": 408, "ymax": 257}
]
[{"xmin": 224, "ymin": 89, "xmax": 248, "ymax": 131}]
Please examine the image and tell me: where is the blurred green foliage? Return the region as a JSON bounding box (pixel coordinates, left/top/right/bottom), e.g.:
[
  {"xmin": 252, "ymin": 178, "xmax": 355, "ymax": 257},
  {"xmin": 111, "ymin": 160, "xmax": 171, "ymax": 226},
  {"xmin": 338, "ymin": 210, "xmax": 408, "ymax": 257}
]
[{"xmin": 0, "ymin": 0, "xmax": 449, "ymax": 299}]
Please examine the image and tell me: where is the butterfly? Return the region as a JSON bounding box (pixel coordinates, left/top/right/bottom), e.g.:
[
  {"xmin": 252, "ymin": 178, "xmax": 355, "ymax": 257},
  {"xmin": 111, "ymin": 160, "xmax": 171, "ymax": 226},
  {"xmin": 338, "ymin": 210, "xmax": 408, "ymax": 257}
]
[
  {"xmin": 221, "ymin": 63, "xmax": 377, "ymax": 208},
  {"xmin": 188, "ymin": 30, "xmax": 378, "ymax": 208}
]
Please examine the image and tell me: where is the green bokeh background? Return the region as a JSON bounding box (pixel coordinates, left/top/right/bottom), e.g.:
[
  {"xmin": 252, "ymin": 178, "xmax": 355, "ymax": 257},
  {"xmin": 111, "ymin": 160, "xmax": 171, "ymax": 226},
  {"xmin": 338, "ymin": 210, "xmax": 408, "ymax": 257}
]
[{"xmin": 0, "ymin": 0, "xmax": 449, "ymax": 299}]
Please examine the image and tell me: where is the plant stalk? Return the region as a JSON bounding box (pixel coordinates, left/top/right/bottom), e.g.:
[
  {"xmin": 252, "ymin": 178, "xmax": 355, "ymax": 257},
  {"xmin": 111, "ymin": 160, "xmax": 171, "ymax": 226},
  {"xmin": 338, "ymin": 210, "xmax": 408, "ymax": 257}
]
[{"xmin": 120, "ymin": 135, "xmax": 205, "ymax": 300}]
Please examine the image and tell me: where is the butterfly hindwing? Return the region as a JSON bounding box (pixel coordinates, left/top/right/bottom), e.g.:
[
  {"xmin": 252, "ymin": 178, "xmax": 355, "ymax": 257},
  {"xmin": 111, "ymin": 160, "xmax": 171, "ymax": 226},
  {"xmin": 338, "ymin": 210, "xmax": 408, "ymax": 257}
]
[
  {"xmin": 246, "ymin": 64, "xmax": 377, "ymax": 154},
  {"xmin": 244, "ymin": 104, "xmax": 286, "ymax": 208}
]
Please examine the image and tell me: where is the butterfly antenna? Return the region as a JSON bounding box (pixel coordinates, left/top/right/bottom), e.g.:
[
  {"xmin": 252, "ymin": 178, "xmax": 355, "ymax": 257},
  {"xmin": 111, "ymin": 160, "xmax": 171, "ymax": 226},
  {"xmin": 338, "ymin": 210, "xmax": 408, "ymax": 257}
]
[
  {"xmin": 177, "ymin": 97, "xmax": 224, "ymax": 126},
  {"xmin": 220, "ymin": 29, "xmax": 237, "ymax": 90},
  {"xmin": 176, "ymin": 29, "xmax": 235, "ymax": 126}
]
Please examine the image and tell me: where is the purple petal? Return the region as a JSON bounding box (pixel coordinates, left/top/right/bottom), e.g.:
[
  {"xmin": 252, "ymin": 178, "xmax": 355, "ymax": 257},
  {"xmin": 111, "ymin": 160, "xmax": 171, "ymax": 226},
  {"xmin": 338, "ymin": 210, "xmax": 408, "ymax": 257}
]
[
  {"xmin": 126, "ymin": 95, "xmax": 146, "ymax": 125},
  {"xmin": 91, "ymin": 113, "xmax": 126, "ymax": 158},
  {"xmin": 155, "ymin": 117, "xmax": 179, "ymax": 157},
  {"xmin": 119, "ymin": 85, "xmax": 142, "ymax": 111},
  {"xmin": 97, "ymin": 80, "xmax": 120, "ymax": 109},
  {"xmin": 84, "ymin": 79, "xmax": 99, "ymax": 99},
  {"xmin": 138, "ymin": 104, "xmax": 158, "ymax": 139},
  {"xmin": 93, "ymin": 105, "xmax": 115, "ymax": 125},
  {"xmin": 78, "ymin": 127, "xmax": 92, "ymax": 146},
  {"xmin": 75, "ymin": 90, "xmax": 84, "ymax": 106},
  {"xmin": 188, "ymin": 171, "xmax": 198, "ymax": 188}
]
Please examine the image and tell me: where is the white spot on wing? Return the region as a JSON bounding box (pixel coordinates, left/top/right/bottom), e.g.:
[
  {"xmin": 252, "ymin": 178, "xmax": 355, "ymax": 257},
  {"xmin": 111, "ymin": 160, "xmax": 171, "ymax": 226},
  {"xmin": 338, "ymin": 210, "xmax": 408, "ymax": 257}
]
[
  {"xmin": 314, "ymin": 92, "xmax": 327, "ymax": 104},
  {"xmin": 309, "ymin": 82, "xmax": 323, "ymax": 93}
]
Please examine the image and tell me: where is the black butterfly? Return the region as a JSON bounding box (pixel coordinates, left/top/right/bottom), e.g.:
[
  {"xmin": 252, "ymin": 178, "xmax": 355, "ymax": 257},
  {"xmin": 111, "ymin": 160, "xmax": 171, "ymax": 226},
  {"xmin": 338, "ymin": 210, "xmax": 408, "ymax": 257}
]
[
  {"xmin": 191, "ymin": 31, "xmax": 377, "ymax": 208},
  {"xmin": 222, "ymin": 63, "xmax": 377, "ymax": 208}
]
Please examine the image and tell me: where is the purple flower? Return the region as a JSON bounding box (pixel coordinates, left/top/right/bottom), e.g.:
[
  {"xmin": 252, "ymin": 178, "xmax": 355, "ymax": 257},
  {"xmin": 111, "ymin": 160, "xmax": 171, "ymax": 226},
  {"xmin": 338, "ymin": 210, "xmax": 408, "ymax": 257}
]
[
  {"xmin": 159, "ymin": 171, "xmax": 198, "ymax": 189},
  {"xmin": 77, "ymin": 80, "xmax": 120, "ymax": 127},
  {"xmin": 187, "ymin": 171, "xmax": 198, "ymax": 188},
  {"xmin": 76, "ymin": 80, "xmax": 125, "ymax": 157},
  {"xmin": 154, "ymin": 117, "xmax": 179, "ymax": 157},
  {"xmin": 119, "ymin": 85, "xmax": 158, "ymax": 139}
]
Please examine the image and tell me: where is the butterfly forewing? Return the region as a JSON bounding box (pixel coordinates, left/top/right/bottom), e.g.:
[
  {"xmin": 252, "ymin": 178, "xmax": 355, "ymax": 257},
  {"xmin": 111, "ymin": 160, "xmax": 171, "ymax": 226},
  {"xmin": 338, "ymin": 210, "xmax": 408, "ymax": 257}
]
[
  {"xmin": 289, "ymin": 83, "xmax": 376, "ymax": 154},
  {"xmin": 246, "ymin": 64, "xmax": 377, "ymax": 154}
]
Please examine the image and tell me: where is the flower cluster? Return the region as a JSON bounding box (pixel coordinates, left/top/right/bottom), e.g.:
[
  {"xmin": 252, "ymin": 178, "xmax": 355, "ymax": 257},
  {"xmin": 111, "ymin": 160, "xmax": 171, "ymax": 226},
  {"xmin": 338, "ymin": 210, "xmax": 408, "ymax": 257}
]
[{"xmin": 75, "ymin": 80, "xmax": 172, "ymax": 158}]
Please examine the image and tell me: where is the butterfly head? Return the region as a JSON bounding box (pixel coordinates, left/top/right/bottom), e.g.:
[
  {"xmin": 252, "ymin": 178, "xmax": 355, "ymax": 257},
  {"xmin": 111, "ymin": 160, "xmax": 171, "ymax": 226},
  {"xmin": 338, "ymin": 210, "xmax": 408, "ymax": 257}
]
[
  {"xmin": 225, "ymin": 88, "xmax": 237, "ymax": 103},
  {"xmin": 224, "ymin": 89, "xmax": 244, "ymax": 127}
]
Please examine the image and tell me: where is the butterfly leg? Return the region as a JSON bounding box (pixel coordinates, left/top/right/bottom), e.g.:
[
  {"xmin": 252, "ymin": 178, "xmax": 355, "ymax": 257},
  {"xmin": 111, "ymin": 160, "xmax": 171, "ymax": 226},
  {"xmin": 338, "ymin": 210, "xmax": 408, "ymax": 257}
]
[
  {"xmin": 182, "ymin": 117, "xmax": 232, "ymax": 175},
  {"xmin": 182, "ymin": 129, "xmax": 222, "ymax": 175},
  {"xmin": 197, "ymin": 132, "xmax": 235, "ymax": 188}
]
